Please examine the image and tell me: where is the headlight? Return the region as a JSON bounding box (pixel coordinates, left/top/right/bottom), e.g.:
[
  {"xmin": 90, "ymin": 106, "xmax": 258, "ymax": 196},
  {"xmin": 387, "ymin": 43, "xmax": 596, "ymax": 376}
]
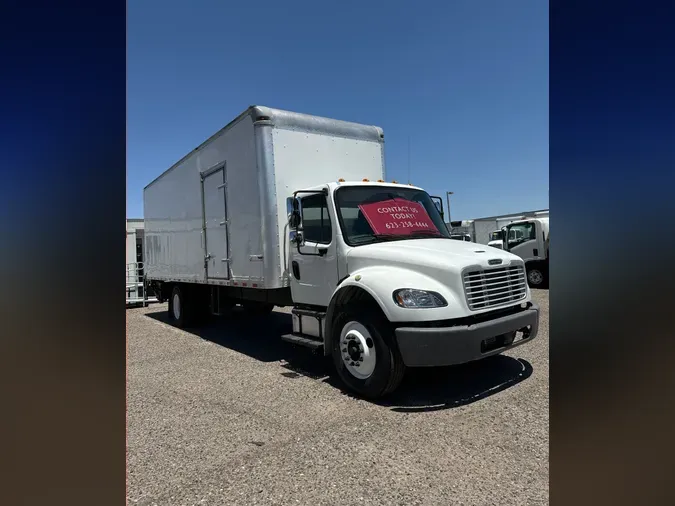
[{"xmin": 393, "ymin": 289, "xmax": 448, "ymax": 308}]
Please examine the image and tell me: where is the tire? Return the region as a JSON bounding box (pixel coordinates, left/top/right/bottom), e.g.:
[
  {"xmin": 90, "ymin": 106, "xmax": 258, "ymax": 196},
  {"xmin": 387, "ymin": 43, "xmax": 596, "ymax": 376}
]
[
  {"xmin": 527, "ymin": 265, "xmax": 548, "ymax": 288},
  {"xmin": 331, "ymin": 310, "xmax": 406, "ymax": 399},
  {"xmin": 168, "ymin": 285, "xmax": 191, "ymax": 328}
]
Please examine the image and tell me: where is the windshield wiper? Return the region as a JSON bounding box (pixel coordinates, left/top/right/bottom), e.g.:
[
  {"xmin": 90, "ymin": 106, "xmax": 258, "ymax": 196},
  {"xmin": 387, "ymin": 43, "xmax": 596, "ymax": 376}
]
[
  {"xmin": 408, "ymin": 230, "xmax": 447, "ymax": 239},
  {"xmin": 371, "ymin": 234, "xmax": 408, "ymax": 241}
]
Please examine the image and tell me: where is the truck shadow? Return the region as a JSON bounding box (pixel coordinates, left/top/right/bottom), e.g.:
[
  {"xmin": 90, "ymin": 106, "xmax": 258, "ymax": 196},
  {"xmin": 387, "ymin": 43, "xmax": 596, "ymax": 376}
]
[{"xmin": 145, "ymin": 308, "xmax": 533, "ymax": 412}]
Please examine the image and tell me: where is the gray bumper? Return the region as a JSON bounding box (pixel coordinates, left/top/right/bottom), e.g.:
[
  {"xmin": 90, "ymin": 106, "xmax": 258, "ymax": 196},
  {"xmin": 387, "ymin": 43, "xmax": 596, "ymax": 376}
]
[{"xmin": 394, "ymin": 303, "xmax": 539, "ymax": 367}]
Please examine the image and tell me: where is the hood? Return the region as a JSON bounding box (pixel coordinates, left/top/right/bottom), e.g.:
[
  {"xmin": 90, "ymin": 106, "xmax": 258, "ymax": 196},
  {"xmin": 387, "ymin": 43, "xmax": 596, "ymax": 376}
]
[{"xmin": 346, "ymin": 238, "xmax": 522, "ymax": 275}]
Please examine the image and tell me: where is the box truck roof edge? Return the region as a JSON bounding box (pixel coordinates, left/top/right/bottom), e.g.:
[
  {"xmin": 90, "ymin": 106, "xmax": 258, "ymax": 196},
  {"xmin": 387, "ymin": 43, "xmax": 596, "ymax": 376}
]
[{"xmin": 143, "ymin": 105, "xmax": 385, "ymax": 191}]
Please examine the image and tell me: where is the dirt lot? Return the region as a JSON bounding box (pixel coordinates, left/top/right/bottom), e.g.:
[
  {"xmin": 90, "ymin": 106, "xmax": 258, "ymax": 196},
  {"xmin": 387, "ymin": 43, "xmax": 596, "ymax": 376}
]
[{"xmin": 127, "ymin": 290, "xmax": 549, "ymax": 506}]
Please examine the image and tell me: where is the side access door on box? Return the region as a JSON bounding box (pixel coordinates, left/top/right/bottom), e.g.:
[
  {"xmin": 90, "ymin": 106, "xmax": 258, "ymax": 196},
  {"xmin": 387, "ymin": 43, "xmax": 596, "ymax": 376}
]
[{"xmin": 201, "ymin": 163, "xmax": 230, "ymax": 280}]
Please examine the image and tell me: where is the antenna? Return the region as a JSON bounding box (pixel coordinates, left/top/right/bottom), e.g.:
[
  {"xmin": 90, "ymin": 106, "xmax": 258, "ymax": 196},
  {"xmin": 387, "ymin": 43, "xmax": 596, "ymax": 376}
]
[{"xmin": 407, "ymin": 136, "xmax": 411, "ymax": 184}]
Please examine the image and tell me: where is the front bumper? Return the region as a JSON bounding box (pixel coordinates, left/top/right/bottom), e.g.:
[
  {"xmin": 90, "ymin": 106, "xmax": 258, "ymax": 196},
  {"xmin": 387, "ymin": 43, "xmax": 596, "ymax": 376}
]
[{"xmin": 394, "ymin": 303, "xmax": 539, "ymax": 367}]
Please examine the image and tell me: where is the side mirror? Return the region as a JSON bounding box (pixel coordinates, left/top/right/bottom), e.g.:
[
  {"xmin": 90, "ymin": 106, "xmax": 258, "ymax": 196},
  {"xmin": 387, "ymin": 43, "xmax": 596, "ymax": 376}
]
[
  {"xmin": 430, "ymin": 196, "xmax": 444, "ymax": 220},
  {"xmin": 289, "ymin": 210, "xmax": 301, "ymax": 229},
  {"xmin": 286, "ymin": 196, "xmax": 302, "ymax": 229}
]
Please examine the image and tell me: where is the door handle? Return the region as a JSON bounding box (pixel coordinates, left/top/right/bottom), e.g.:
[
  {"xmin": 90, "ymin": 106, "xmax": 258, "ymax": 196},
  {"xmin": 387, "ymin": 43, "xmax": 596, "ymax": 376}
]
[{"xmin": 205, "ymin": 253, "xmax": 212, "ymax": 260}]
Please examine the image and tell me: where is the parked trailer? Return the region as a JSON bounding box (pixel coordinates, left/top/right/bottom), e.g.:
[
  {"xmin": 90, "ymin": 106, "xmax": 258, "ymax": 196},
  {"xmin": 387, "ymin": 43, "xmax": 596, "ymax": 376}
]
[{"xmin": 144, "ymin": 106, "xmax": 539, "ymax": 398}]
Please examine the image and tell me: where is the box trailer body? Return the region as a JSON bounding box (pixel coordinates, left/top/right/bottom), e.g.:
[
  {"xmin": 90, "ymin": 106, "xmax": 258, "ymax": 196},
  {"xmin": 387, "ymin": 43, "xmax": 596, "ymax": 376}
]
[
  {"xmin": 144, "ymin": 106, "xmax": 385, "ymax": 290},
  {"xmin": 142, "ymin": 106, "xmax": 539, "ymax": 399}
]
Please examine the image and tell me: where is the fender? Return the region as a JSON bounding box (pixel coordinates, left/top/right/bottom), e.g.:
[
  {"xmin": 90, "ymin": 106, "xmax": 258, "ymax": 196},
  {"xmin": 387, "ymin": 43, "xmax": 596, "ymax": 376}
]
[{"xmin": 323, "ymin": 265, "xmax": 463, "ymax": 356}]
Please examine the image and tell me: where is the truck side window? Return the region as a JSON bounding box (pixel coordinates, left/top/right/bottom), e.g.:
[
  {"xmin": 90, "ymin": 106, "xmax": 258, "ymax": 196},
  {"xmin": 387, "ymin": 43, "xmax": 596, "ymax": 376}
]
[{"xmin": 301, "ymin": 194, "xmax": 332, "ymax": 244}]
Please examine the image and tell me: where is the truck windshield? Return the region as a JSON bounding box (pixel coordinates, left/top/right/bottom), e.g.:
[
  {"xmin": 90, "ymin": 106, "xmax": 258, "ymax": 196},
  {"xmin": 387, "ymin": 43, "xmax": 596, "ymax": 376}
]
[
  {"xmin": 505, "ymin": 222, "xmax": 535, "ymax": 247},
  {"xmin": 334, "ymin": 186, "xmax": 451, "ymax": 245}
]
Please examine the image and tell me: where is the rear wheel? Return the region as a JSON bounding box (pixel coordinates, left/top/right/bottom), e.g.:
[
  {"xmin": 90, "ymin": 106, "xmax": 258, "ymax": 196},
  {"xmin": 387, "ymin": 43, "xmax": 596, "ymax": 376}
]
[
  {"xmin": 331, "ymin": 311, "xmax": 405, "ymax": 399},
  {"xmin": 168, "ymin": 285, "xmax": 192, "ymax": 328}
]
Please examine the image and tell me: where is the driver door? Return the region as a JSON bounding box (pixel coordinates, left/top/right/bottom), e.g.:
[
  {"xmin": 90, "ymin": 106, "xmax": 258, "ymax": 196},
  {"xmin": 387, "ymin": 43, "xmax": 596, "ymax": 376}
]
[{"xmin": 289, "ymin": 193, "xmax": 338, "ymax": 307}]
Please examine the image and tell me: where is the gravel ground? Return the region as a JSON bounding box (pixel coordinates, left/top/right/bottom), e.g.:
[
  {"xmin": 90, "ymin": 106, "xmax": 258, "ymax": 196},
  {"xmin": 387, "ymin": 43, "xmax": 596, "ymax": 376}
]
[{"xmin": 127, "ymin": 290, "xmax": 549, "ymax": 506}]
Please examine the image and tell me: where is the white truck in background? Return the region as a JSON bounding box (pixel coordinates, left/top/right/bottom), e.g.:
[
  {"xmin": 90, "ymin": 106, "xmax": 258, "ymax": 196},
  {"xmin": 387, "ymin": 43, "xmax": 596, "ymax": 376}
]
[
  {"xmin": 488, "ymin": 230, "xmax": 504, "ymax": 249},
  {"xmin": 450, "ymin": 233, "xmax": 472, "ymax": 242},
  {"xmin": 488, "ymin": 228, "xmax": 526, "ymax": 250},
  {"xmin": 143, "ymin": 106, "xmax": 539, "ymax": 399},
  {"xmin": 501, "ymin": 217, "xmax": 550, "ymax": 288}
]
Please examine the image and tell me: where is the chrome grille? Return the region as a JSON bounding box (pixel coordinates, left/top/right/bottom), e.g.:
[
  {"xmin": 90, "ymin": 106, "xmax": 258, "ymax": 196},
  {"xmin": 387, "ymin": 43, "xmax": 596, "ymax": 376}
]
[{"xmin": 463, "ymin": 264, "xmax": 527, "ymax": 310}]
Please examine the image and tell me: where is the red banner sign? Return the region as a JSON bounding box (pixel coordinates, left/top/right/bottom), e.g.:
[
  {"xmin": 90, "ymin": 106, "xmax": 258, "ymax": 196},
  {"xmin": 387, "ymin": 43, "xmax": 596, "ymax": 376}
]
[{"xmin": 358, "ymin": 199, "xmax": 439, "ymax": 235}]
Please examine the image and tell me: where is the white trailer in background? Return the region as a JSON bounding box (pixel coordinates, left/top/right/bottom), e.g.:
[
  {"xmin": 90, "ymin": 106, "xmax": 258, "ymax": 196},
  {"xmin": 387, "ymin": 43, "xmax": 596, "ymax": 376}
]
[
  {"xmin": 126, "ymin": 218, "xmax": 157, "ymax": 306},
  {"xmin": 143, "ymin": 106, "xmax": 539, "ymax": 398}
]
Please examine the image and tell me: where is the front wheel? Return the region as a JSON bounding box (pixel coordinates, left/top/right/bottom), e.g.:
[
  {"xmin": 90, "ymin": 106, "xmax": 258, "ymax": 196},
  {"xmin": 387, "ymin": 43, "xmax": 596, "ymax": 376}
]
[
  {"xmin": 331, "ymin": 312, "xmax": 406, "ymax": 399},
  {"xmin": 527, "ymin": 266, "xmax": 548, "ymax": 288}
]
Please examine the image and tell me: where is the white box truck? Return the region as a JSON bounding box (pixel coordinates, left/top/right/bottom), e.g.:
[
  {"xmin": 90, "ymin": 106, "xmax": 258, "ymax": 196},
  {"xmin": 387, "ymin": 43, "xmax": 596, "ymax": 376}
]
[
  {"xmin": 144, "ymin": 106, "xmax": 539, "ymax": 398},
  {"xmin": 500, "ymin": 217, "xmax": 550, "ymax": 288}
]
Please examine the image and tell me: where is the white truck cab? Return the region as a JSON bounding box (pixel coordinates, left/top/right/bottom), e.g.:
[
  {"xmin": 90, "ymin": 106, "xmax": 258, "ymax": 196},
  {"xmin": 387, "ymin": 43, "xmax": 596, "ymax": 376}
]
[
  {"xmin": 488, "ymin": 230, "xmax": 504, "ymax": 249},
  {"xmin": 286, "ymin": 180, "xmax": 539, "ymax": 397},
  {"xmin": 450, "ymin": 233, "xmax": 472, "ymax": 242},
  {"xmin": 501, "ymin": 217, "xmax": 550, "ymax": 287}
]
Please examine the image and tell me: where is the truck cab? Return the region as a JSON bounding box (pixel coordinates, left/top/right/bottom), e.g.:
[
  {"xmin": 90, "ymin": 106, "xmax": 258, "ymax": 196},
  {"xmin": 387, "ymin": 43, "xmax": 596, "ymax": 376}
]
[
  {"xmin": 488, "ymin": 230, "xmax": 504, "ymax": 249},
  {"xmin": 501, "ymin": 217, "xmax": 549, "ymax": 288},
  {"xmin": 286, "ymin": 180, "xmax": 539, "ymax": 398}
]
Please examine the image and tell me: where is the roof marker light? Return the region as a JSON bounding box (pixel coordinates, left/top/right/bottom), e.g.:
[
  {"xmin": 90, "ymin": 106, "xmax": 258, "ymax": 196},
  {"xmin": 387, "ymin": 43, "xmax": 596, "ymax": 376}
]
[
  {"xmin": 392, "ymin": 180, "xmax": 398, "ymax": 184},
  {"xmin": 362, "ymin": 178, "xmax": 370, "ymax": 182},
  {"xmin": 377, "ymin": 179, "xmax": 384, "ymax": 182},
  {"xmin": 338, "ymin": 178, "xmax": 345, "ymax": 182}
]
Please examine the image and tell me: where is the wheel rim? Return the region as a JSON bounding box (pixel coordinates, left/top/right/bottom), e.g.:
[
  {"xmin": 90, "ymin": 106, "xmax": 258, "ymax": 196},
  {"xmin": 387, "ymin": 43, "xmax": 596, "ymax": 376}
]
[
  {"xmin": 339, "ymin": 321, "xmax": 376, "ymax": 380},
  {"xmin": 528, "ymin": 269, "xmax": 543, "ymax": 285},
  {"xmin": 172, "ymin": 292, "xmax": 181, "ymax": 320}
]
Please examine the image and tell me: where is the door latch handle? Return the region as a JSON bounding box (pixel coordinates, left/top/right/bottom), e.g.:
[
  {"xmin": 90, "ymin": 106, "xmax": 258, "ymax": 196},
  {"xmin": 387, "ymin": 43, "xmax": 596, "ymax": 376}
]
[{"xmin": 205, "ymin": 253, "xmax": 212, "ymax": 260}]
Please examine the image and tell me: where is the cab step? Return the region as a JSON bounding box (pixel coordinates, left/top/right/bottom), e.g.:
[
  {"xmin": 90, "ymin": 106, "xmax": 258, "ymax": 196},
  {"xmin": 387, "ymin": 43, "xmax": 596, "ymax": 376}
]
[{"xmin": 281, "ymin": 333, "xmax": 323, "ymax": 351}]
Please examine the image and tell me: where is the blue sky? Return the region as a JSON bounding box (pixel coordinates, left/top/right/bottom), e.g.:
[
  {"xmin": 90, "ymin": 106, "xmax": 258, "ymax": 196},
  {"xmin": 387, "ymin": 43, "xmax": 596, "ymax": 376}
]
[{"xmin": 127, "ymin": 0, "xmax": 548, "ymax": 220}]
